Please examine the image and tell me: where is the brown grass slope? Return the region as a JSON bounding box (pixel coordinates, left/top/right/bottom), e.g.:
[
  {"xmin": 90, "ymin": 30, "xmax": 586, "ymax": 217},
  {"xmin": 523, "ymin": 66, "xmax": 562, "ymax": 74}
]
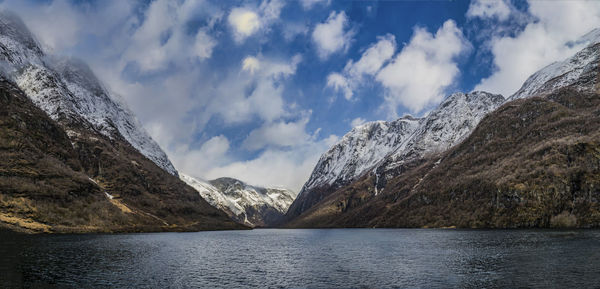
[
  {"xmin": 287, "ymin": 88, "xmax": 600, "ymax": 228},
  {"xmin": 0, "ymin": 78, "xmax": 245, "ymax": 233}
]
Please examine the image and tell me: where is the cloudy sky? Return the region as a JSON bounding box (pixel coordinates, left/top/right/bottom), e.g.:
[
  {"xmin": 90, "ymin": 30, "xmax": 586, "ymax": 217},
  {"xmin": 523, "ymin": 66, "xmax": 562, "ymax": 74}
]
[{"xmin": 2, "ymin": 0, "xmax": 599, "ymax": 191}]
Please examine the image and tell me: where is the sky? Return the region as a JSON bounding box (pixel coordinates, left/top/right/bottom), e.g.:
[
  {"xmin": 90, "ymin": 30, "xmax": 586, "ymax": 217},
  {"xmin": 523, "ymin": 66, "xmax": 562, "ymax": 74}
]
[{"xmin": 1, "ymin": 0, "xmax": 599, "ymax": 191}]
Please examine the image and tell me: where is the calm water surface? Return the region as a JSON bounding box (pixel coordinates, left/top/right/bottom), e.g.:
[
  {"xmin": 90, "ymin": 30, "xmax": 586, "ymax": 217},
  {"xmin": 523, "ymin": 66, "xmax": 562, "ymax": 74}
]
[{"xmin": 1, "ymin": 229, "xmax": 599, "ymax": 288}]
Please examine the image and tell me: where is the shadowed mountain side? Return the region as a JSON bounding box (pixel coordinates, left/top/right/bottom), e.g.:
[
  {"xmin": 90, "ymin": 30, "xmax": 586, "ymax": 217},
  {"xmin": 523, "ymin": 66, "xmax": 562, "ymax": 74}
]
[{"xmin": 0, "ymin": 78, "xmax": 246, "ymax": 233}]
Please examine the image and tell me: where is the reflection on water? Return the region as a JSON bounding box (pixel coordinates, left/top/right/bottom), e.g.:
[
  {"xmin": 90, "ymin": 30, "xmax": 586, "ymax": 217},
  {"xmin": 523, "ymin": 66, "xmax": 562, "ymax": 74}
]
[{"xmin": 1, "ymin": 229, "xmax": 599, "ymax": 288}]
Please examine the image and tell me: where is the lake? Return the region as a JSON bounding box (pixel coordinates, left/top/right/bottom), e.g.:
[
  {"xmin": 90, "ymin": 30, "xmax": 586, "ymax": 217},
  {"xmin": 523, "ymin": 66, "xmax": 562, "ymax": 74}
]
[{"xmin": 1, "ymin": 229, "xmax": 599, "ymax": 288}]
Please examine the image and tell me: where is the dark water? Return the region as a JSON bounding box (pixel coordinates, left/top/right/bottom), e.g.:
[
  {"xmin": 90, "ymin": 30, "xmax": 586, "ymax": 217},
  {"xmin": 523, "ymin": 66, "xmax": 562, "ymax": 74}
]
[{"xmin": 1, "ymin": 229, "xmax": 599, "ymax": 288}]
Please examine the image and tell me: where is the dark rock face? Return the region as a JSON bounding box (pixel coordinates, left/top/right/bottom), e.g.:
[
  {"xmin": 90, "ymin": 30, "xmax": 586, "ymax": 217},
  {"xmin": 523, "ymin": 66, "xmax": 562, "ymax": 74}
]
[
  {"xmin": 286, "ymin": 88, "xmax": 600, "ymax": 228},
  {"xmin": 0, "ymin": 79, "xmax": 245, "ymax": 233}
]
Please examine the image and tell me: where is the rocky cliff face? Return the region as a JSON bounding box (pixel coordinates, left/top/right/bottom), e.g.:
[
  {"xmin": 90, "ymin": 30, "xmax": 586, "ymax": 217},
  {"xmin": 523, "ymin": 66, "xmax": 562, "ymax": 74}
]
[{"xmin": 181, "ymin": 174, "xmax": 296, "ymax": 227}]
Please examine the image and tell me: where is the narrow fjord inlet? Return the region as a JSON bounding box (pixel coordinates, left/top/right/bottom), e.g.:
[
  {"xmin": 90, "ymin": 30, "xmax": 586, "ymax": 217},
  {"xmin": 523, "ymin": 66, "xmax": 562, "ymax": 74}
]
[{"xmin": 1, "ymin": 0, "xmax": 600, "ymax": 288}]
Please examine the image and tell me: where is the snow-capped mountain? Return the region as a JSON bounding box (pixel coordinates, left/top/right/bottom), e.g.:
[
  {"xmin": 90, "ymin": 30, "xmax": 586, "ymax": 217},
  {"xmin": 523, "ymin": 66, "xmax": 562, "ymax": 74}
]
[
  {"xmin": 287, "ymin": 91, "xmax": 504, "ymax": 219},
  {"xmin": 297, "ymin": 91, "xmax": 503, "ymax": 196},
  {"xmin": 510, "ymin": 28, "xmax": 600, "ymax": 100},
  {"xmin": 180, "ymin": 174, "xmax": 296, "ymax": 227},
  {"xmin": 0, "ymin": 12, "xmax": 177, "ymax": 175},
  {"xmin": 382, "ymin": 91, "xmax": 505, "ymax": 172},
  {"xmin": 287, "ymin": 28, "xmax": 600, "ymax": 226},
  {"xmin": 301, "ymin": 116, "xmax": 420, "ymax": 194}
]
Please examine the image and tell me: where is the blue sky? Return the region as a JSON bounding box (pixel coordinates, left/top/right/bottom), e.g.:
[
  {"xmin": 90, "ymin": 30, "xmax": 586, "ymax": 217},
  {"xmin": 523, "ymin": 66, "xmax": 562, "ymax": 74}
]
[{"xmin": 2, "ymin": 0, "xmax": 599, "ymax": 190}]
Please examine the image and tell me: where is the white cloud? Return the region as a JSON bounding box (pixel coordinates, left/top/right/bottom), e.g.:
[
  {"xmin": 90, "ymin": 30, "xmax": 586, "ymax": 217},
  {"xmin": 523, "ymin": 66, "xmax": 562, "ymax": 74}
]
[
  {"xmin": 242, "ymin": 56, "xmax": 261, "ymax": 74},
  {"xmin": 243, "ymin": 116, "xmax": 311, "ymax": 151},
  {"xmin": 312, "ymin": 11, "xmax": 355, "ymax": 59},
  {"xmin": 119, "ymin": 0, "xmax": 221, "ymax": 73},
  {"xmin": 466, "ymin": 0, "xmax": 511, "ymax": 21},
  {"xmin": 376, "ymin": 20, "xmax": 469, "ymax": 116},
  {"xmin": 228, "ymin": 0, "xmax": 284, "ymax": 43},
  {"xmin": 474, "ymin": 1, "xmax": 600, "ymax": 97},
  {"xmin": 326, "ymin": 73, "xmax": 353, "ymax": 101},
  {"xmin": 194, "ymin": 29, "xmax": 216, "ymax": 60},
  {"xmin": 228, "ymin": 8, "xmax": 260, "ymax": 42},
  {"xmin": 203, "ymin": 134, "xmax": 339, "ymax": 191},
  {"xmin": 169, "ymin": 135, "xmax": 231, "ymax": 178},
  {"xmin": 300, "ymin": 0, "xmax": 331, "ymax": 10},
  {"xmin": 346, "ymin": 34, "xmax": 396, "ymax": 78},
  {"xmin": 0, "ymin": 0, "xmax": 135, "ymax": 53},
  {"xmin": 326, "ymin": 34, "xmax": 396, "ymax": 102},
  {"xmin": 350, "ymin": 117, "xmax": 366, "ymax": 128},
  {"xmin": 207, "ymin": 54, "xmax": 302, "ymax": 125}
]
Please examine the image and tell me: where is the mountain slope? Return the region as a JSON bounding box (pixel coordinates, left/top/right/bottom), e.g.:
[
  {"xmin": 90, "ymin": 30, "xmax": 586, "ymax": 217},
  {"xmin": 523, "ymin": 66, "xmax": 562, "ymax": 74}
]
[
  {"xmin": 286, "ymin": 91, "xmax": 504, "ymax": 221},
  {"xmin": 0, "ymin": 78, "xmax": 244, "ymax": 233},
  {"xmin": 0, "ymin": 11, "xmax": 177, "ymax": 175},
  {"xmin": 287, "ymin": 88, "xmax": 600, "ymax": 228},
  {"xmin": 181, "ymin": 174, "xmax": 296, "ymax": 227},
  {"xmin": 0, "ymin": 12, "xmax": 246, "ymax": 233}
]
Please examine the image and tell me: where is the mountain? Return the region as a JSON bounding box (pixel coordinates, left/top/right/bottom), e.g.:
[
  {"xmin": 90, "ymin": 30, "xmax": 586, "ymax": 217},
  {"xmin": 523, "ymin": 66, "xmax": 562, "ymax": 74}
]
[
  {"xmin": 510, "ymin": 28, "xmax": 599, "ymax": 101},
  {"xmin": 0, "ymin": 12, "xmax": 177, "ymax": 175},
  {"xmin": 181, "ymin": 174, "xmax": 296, "ymax": 227},
  {"xmin": 286, "ymin": 91, "xmax": 504, "ymax": 221},
  {"xmin": 0, "ymin": 12, "xmax": 245, "ymax": 233},
  {"xmin": 287, "ymin": 88, "xmax": 600, "ymax": 228},
  {"xmin": 285, "ymin": 28, "xmax": 600, "ymax": 228}
]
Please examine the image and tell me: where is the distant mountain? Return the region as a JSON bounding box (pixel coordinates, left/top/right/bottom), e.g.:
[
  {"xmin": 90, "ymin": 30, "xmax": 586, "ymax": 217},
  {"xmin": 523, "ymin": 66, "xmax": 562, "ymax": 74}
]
[
  {"xmin": 181, "ymin": 174, "xmax": 296, "ymax": 227},
  {"xmin": 0, "ymin": 12, "xmax": 245, "ymax": 233},
  {"xmin": 285, "ymin": 28, "xmax": 600, "ymax": 228}
]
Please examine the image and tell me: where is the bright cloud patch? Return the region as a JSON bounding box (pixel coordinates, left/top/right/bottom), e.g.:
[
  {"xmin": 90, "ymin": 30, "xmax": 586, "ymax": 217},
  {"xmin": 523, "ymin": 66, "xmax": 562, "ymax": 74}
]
[
  {"xmin": 242, "ymin": 56, "xmax": 261, "ymax": 74},
  {"xmin": 312, "ymin": 11, "xmax": 355, "ymax": 59},
  {"xmin": 300, "ymin": 0, "xmax": 331, "ymax": 10},
  {"xmin": 326, "ymin": 72, "xmax": 353, "ymax": 101},
  {"xmin": 376, "ymin": 20, "xmax": 469, "ymax": 115},
  {"xmin": 326, "ymin": 34, "xmax": 396, "ymax": 102},
  {"xmin": 228, "ymin": 8, "xmax": 261, "ymax": 42},
  {"xmin": 350, "ymin": 117, "xmax": 366, "ymax": 128},
  {"xmin": 194, "ymin": 29, "xmax": 216, "ymax": 60},
  {"xmin": 228, "ymin": 0, "xmax": 284, "ymax": 43},
  {"xmin": 474, "ymin": 1, "xmax": 600, "ymax": 97},
  {"xmin": 204, "ymin": 134, "xmax": 339, "ymax": 191},
  {"xmin": 466, "ymin": 0, "xmax": 511, "ymax": 21},
  {"xmin": 243, "ymin": 116, "xmax": 311, "ymax": 151}
]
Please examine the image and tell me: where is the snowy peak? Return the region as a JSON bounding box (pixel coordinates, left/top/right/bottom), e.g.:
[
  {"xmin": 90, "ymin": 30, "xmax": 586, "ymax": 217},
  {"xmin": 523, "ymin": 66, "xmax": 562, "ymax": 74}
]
[
  {"xmin": 0, "ymin": 11, "xmax": 43, "ymax": 65},
  {"xmin": 300, "ymin": 115, "xmax": 420, "ymax": 195},
  {"xmin": 287, "ymin": 90, "xmax": 504, "ymax": 220},
  {"xmin": 299, "ymin": 90, "xmax": 504, "ymax": 198},
  {"xmin": 49, "ymin": 57, "xmax": 178, "ymax": 175},
  {"xmin": 0, "ymin": 12, "xmax": 177, "ymax": 175},
  {"xmin": 510, "ymin": 28, "xmax": 600, "ymax": 100},
  {"xmin": 180, "ymin": 174, "xmax": 296, "ymax": 227},
  {"xmin": 384, "ymin": 91, "xmax": 505, "ymax": 170}
]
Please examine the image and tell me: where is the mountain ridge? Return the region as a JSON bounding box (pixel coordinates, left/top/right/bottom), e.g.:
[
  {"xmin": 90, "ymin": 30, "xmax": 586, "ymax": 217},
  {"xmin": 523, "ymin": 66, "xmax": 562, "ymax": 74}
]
[
  {"xmin": 285, "ymin": 27, "xmax": 600, "ymax": 228},
  {"xmin": 181, "ymin": 174, "xmax": 296, "ymax": 227}
]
